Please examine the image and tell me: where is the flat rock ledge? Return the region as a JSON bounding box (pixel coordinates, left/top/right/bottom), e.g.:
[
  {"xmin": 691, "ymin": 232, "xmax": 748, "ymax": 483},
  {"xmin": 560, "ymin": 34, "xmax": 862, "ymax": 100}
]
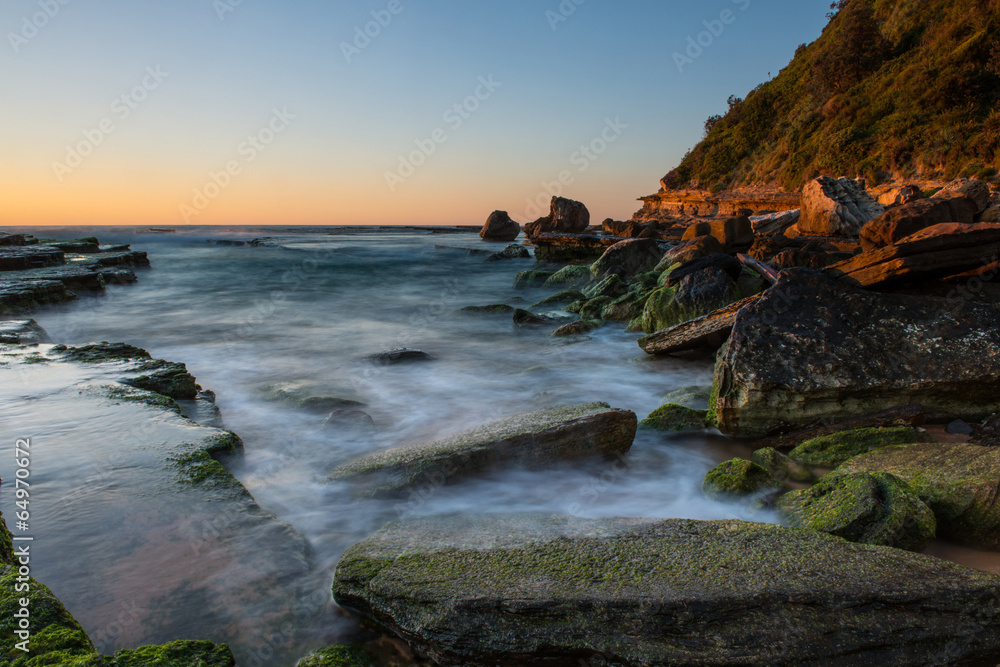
[
  {"xmin": 329, "ymin": 403, "xmax": 636, "ymax": 495},
  {"xmin": 333, "ymin": 514, "xmax": 1000, "ymax": 666}
]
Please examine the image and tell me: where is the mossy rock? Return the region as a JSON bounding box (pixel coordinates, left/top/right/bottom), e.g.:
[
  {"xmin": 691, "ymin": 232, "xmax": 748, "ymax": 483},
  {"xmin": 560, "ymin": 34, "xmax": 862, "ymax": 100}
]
[
  {"xmin": 295, "ymin": 644, "xmax": 377, "ymax": 667},
  {"xmin": 777, "ymin": 472, "xmax": 936, "ymax": 552},
  {"xmin": 0, "ymin": 512, "xmax": 13, "ymax": 567},
  {"xmin": 543, "ymin": 265, "xmax": 591, "ymax": 287},
  {"xmin": 564, "ymin": 300, "xmax": 585, "ymax": 314},
  {"xmin": 583, "ymin": 274, "xmax": 627, "ymax": 300},
  {"xmin": 640, "ymin": 404, "xmax": 708, "ymax": 432},
  {"xmin": 601, "ymin": 293, "xmax": 646, "ymax": 322},
  {"xmin": 459, "ymin": 304, "xmax": 515, "ymax": 315},
  {"xmin": 551, "ymin": 320, "xmax": 603, "ymax": 337},
  {"xmin": 736, "ymin": 268, "xmax": 766, "ymax": 299},
  {"xmin": 640, "ymin": 286, "xmax": 710, "ymax": 334},
  {"xmin": 93, "ymin": 385, "xmax": 182, "ymax": 414},
  {"xmin": 789, "ymin": 427, "xmax": 931, "ymax": 468},
  {"xmin": 123, "ymin": 361, "xmax": 200, "ymax": 400},
  {"xmin": 661, "ymin": 386, "xmax": 712, "ymax": 410},
  {"xmin": 630, "ymin": 271, "xmax": 661, "ymax": 289},
  {"xmin": 531, "ymin": 290, "xmax": 586, "ymax": 308},
  {"xmin": 111, "ymin": 640, "xmax": 235, "ymax": 666},
  {"xmin": 751, "ymin": 447, "xmax": 814, "ymax": 485},
  {"xmin": 513, "ymin": 270, "xmax": 555, "ymax": 290},
  {"xmin": 580, "ymin": 296, "xmax": 613, "ymax": 321},
  {"xmin": 703, "ymin": 459, "xmax": 775, "ymax": 501},
  {"xmin": 625, "ymin": 316, "xmax": 644, "ymax": 333},
  {"xmin": 59, "ymin": 343, "xmax": 151, "ymax": 363}
]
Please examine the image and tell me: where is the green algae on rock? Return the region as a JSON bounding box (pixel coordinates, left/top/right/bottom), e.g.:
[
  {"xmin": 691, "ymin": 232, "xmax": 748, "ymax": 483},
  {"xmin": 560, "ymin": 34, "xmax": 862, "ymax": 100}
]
[
  {"xmin": 639, "ymin": 404, "xmax": 707, "ymax": 432},
  {"xmin": 329, "ymin": 403, "xmax": 637, "ymax": 496},
  {"xmin": 777, "ymin": 471, "xmax": 936, "ymax": 551},
  {"xmin": 513, "ymin": 270, "xmax": 555, "ymax": 289},
  {"xmin": 550, "ymin": 319, "xmax": 603, "ymax": 337},
  {"xmin": 333, "ymin": 514, "xmax": 1000, "ymax": 666},
  {"xmin": 294, "ymin": 644, "xmax": 377, "ymax": 667},
  {"xmin": 751, "ymin": 447, "xmax": 814, "ymax": 485},
  {"xmin": 702, "ymin": 459, "xmax": 775, "ymax": 500},
  {"xmin": 111, "ymin": 641, "xmax": 235, "ymax": 666},
  {"xmin": 836, "ymin": 442, "xmax": 1000, "ymax": 550},
  {"xmin": 542, "ymin": 264, "xmax": 590, "ymax": 287},
  {"xmin": 789, "ymin": 426, "xmax": 931, "ymax": 467}
]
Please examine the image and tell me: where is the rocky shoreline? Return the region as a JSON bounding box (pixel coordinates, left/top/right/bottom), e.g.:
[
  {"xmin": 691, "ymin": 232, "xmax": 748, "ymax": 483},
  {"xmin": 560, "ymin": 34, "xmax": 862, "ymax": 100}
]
[{"xmin": 6, "ymin": 193, "xmax": 1000, "ymax": 665}]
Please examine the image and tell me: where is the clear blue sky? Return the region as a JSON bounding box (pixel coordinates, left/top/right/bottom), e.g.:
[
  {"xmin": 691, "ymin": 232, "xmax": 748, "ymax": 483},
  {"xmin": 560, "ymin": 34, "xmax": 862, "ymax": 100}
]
[{"xmin": 0, "ymin": 0, "xmax": 832, "ymax": 226}]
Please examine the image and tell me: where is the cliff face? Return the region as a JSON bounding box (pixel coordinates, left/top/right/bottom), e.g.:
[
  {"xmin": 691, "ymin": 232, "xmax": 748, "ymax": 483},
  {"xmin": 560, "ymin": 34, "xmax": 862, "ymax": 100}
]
[
  {"xmin": 633, "ymin": 188, "xmax": 801, "ymax": 222},
  {"xmin": 646, "ymin": 0, "xmax": 1000, "ymax": 203}
]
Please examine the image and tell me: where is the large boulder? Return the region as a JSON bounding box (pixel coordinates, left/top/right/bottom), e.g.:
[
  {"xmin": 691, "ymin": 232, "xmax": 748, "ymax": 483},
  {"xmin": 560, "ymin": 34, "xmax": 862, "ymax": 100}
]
[
  {"xmin": 877, "ymin": 184, "xmax": 924, "ymax": 207},
  {"xmin": 799, "ymin": 177, "xmax": 884, "ymax": 236},
  {"xmin": 702, "ymin": 458, "xmax": 774, "ymax": 500},
  {"xmin": 837, "ymin": 442, "xmax": 1000, "ymax": 550},
  {"xmin": 655, "ymin": 236, "xmax": 724, "ymax": 271},
  {"xmin": 480, "ymin": 211, "xmax": 521, "ymax": 242},
  {"xmin": 660, "ymin": 253, "xmax": 741, "ymax": 287},
  {"xmin": 641, "ymin": 268, "xmax": 738, "ymax": 334},
  {"xmin": 329, "ymin": 403, "xmax": 637, "ymax": 495},
  {"xmin": 711, "ymin": 268, "xmax": 1000, "ymax": 436},
  {"xmin": 776, "ymin": 471, "xmax": 936, "ymax": 551},
  {"xmin": 749, "ymin": 209, "xmax": 800, "ymax": 237},
  {"xmin": 333, "ymin": 515, "xmax": 1000, "ymax": 666},
  {"xmin": 936, "ymin": 178, "xmax": 992, "ymax": 215},
  {"xmin": 681, "ymin": 216, "xmax": 753, "ymax": 247},
  {"xmin": 788, "ymin": 426, "xmax": 931, "ymax": 468},
  {"xmin": 589, "ymin": 238, "xmax": 665, "ymax": 279},
  {"xmin": 859, "ymin": 197, "xmax": 978, "ymax": 251},
  {"xmin": 524, "ymin": 197, "xmax": 590, "ymax": 237}
]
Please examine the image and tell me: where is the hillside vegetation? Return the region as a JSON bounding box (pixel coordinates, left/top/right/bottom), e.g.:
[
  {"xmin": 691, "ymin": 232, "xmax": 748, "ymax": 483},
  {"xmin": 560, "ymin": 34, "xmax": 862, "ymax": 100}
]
[{"xmin": 665, "ymin": 0, "xmax": 1000, "ymax": 193}]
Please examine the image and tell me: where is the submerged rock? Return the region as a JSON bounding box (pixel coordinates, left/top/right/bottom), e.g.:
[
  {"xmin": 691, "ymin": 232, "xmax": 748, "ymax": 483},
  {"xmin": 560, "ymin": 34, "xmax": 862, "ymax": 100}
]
[
  {"xmin": 837, "ymin": 442, "xmax": 1000, "ymax": 549},
  {"xmin": 639, "ymin": 404, "xmax": 707, "ymax": 431},
  {"xmin": 123, "ymin": 360, "xmax": 202, "ymax": 400},
  {"xmin": 486, "ymin": 244, "xmax": 530, "ymax": 261},
  {"xmin": 333, "ymin": 514, "xmax": 1000, "ymax": 666},
  {"xmin": 459, "ymin": 303, "xmax": 516, "ymax": 315},
  {"xmin": 367, "ymin": 349, "xmax": 435, "ymax": 365},
  {"xmin": 550, "ymin": 319, "xmax": 603, "ymax": 337},
  {"xmin": 702, "ymin": 459, "xmax": 775, "ymax": 500},
  {"xmin": 0, "ymin": 319, "xmax": 50, "ymax": 345},
  {"xmin": 788, "ymin": 426, "xmax": 931, "ymax": 468},
  {"xmin": 512, "ymin": 308, "xmax": 554, "ymax": 328},
  {"xmin": 777, "ymin": 471, "xmax": 936, "ymax": 551},
  {"xmin": 329, "ymin": 403, "xmax": 637, "ymax": 495},
  {"xmin": 712, "ymin": 268, "xmax": 1000, "ymax": 436},
  {"xmin": 513, "ymin": 270, "xmax": 555, "ymax": 289},
  {"xmin": 531, "ymin": 290, "xmax": 585, "ymax": 308}
]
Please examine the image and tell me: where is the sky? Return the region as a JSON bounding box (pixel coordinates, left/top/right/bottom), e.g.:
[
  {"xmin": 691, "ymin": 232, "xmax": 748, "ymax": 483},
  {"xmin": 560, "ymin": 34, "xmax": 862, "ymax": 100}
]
[{"xmin": 0, "ymin": 0, "xmax": 831, "ymax": 227}]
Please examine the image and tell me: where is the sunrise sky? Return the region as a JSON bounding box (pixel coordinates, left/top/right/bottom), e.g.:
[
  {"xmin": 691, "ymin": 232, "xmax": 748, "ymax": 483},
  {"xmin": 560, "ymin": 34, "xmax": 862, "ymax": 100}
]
[{"xmin": 0, "ymin": 0, "xmax": 830, "ymax": 227}]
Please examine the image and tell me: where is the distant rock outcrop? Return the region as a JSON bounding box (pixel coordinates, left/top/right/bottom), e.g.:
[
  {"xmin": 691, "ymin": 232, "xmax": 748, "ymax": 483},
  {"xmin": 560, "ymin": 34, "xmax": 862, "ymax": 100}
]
[
  {"xmin": 524, "ymin": 197, "xmax": 590, "ymax": 237},
  {"xmin": 479, "ymin": 210, "xmax": 521, "ymax": 242}
]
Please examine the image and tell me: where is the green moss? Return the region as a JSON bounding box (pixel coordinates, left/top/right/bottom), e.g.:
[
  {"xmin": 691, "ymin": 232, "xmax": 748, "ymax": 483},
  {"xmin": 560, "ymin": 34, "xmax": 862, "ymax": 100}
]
[
  {"xmin": 531, "ymin": 290, "xmax": 586, "ymax": 308},
  {"xmin": 59, "ymin": 343, "xmax": 151, "ymax": 363},
  {"xmin": 0, "ymin": 513, "xmax": 13, "ymax": 567},
  {"xmin": 601, "ymin": 292, "xmax": 647, "ymax": 322},
  {"xmin": 661, "ymin": 386, "xmax": 713, "ymax": 410},
  {"xmin": 295, "ymin": 644, "xmax": 377, "ymax": 667},
  {"xmin": 630, "ymin": 271, "xmax": 661, "ymax": 289},
  {"xmin": 123, "ymin": 362, "xmax": 200, "ymax": 400},
  {"xmin": 543, "ymin": 265, "xmax": 591, "ymax": 288},
  {"xmin": 550, "ymin": 320, "xmax": 603, "ymax": 337},
  {"xmin": 91, "ymin": 385, "xmax": 182, "ymax": 413},
  {"xmin": 583, "ymin": 275, "xmax": 626, "ymax": 300},
  {"xmin": 202, "ymin": 431, "xmax": 244, "ymax": 456},
  {"xmin": 513, "ymin": 270, "xmax": 555, "ymax": 290},
  {"xmin": 639, "ymin": 404, "xmax": 708, "ymax": 432},
  {"xmin": 777, "ymin": 472, "xmax": 936, "ymax": 552},
  {"xmin": 789, "ymin": 427, "xmax": 931, "ymax": 467},
  {"xmin": 703, "ymin": 459, "xmax": 775, "ymax": 501},
  {"xmin": 640, "ymin": 286, "xmax": 708, "ymax": 334},
  {"xmin": 168, "ymin": 450, "xmax": 246, "ymax": 493},
  {"xmin": 111, "ymin": 640, "xmax": 235, "ymax": 666},
  {"xmin": 580, "ymin": 296, "xmax": 613, "ymax": 321}
]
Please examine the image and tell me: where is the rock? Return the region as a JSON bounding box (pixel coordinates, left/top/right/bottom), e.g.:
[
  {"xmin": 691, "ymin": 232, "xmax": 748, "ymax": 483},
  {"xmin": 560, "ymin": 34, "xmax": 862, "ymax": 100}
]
[
  {"xmin": 639, "ymin": 404, "xmax": 707, "ymax": 431},
  {"xmin": 323, "ymin": 408, "xmax": 376, "ymax": 430},
  {"xmin": 750, "ymin": 209, "xmax": 801, "ymax": 237},
  {"xmin": 837, "ymin": 442, "xmax": 1000, "ymax": 549},
  {"xmin": 799, "ymin": 177, "xmax": 884, "ymax": 236},
  {"xmin": 459, "ymin": 304, "xmax": 516, "ymax": 315},
  {"xmin": 655, "ymin": 235, "xmax": 724, "ymax": 270},
  {"xmin": 770, "ymin": 247, "xmax": 853, "ymax": 271},
  {"xmin": 877, "ymin": 184, "xmax": 924, "ymax": 207},
  {"xmin": 480, "ymin": 210, "xmax": 521, "ymax": 242},
  {"xmin": 859, "ymin": 197, "xmax": 979, "ymax": 251},
  {"xmin": 788, "ymin": 427, "xmax": 931, "ymax": 468},
  {"xmin": 123, "ymin": 360, "xmax": 202, "ymax": 400},
  {"xmin": 513, "ymin": 270, "xmax": 555, "ymax": 289},
  {"xmin": 589, "ymin": 239, "xmax": 665, "ymax": 280},
  {"xmin": 334, "ymin": 514, "xmax": 1000, "ymax": 666},
  {"xmin": 42, "ymin": 237, "xmax": 101, "ymax": 253},
  {"xmin": 660, "ymin": 253, "xmax": 741, "ymax": 287},
  {"xmin": 702, "ymin": 459, "xmax": 775, "ymax": 500},
  {"xmin": 601, "ymin": 292, "xmax": 648, "ymax": 322},
  {"xmin": 829, "ymin": 222, "xmax": 1000, "ymax": 288},
  {"xmin": 0, "ymin": 245, "xmax": 65, "ymax": 271},
  {"xmin": 512, "ymin": 309, "xmax": 553, "ymax": 328},
  {"xmin": 530, "ymin": 233, "xmax": 617, "ymax": 262},
  {"xmin": 776, "ymin": 472, "xmax": 936, "ymax": 551},
  {"xmin": 112, "ymin": 641, "xmax": 237, "ymax": 666},
  {"xmin": 531, "ymin": 290, "xmax": 586, "ymax": 308},
  {"xmin": 638, "ymin": 294, "xmax": 762, "ymax": 355},
  {"xmin": 935, "ymin": 178, "xmax": 992, "ymax": 214},
  {"xmin": 524, "ymin": 197, "xmax": 590, "ymax": 237},
  {"xmin": 299, "ymin": 396, "xmax": 367, "ymax": 414},
  {"xmin": 295, "ymin": 645, "xmax": 378, "ymax": 667},
  {"xmin": 681, "ymin": 216, "xmax": 754, "ymax": 247},
  {"xmin": 981, "ymin": 205, "xmax": 1000, "ymax": 223},
  {"xmin": 582, "ymin": 274, "xmax": 627, "ymax": 300},
  {"xmin": 972, "ymin": 414, "xmax": 1000, "ymax": 445},
  {"xmin": 579, "ymin": 296, "xmax": 612, "ymax": 320},
  {"xmin": 947, "ymin": 419, "xmax": 975, "ymax": 435},
  {"xmin": 542, "ymin": 264, "xmax": 591, "ymax": 287},
  {"xmin": 59, "ymin": 342, "xmax": 152, "ymax": 362},
  {"xmin": 329, "ymin": 403, "xmax": 637, "ymax": 495},
  {"xmin": 0, "ymin": 278, "xmax": 76, "ymax": 314},
  {"xmin": 602, "ymin": 219, "xmax": 649, "ymax": 238},
  {"xmin": 366, "ymin": 349, "xmax": 434, "ymax": 365},
  {"xmin": 551, "ymin": 319, "xmax": 603, "ymax": 337},
  {"xmin": 0, "ymin": 319, "xmax": 50, "ymax": 345},
  {"xmin": 641, "ymin": 268, "xmax": 738, "ymax": 335},
  {"xmin": 486, "ymin": 244, "xmax": 530, "ymax": 261},
  {"xmin": 751, "ymin": 447, "xmax": 814, "ymax": 484},
  {"xmin": 661, "ymin": 386, "xmax": 713, "ymax": 410},
  {"xmin": 712, "ymin": 268, "xmax": 1000, "ymax": 436}
]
